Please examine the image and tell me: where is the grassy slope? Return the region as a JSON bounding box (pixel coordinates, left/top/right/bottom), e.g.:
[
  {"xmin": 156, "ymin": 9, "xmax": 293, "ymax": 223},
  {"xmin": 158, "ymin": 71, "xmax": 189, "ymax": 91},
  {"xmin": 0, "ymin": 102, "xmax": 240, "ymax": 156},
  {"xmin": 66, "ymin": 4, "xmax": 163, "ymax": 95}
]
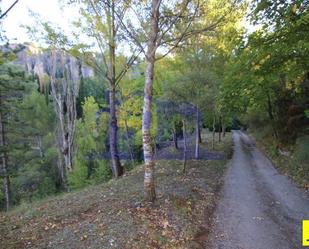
[
  {"xmin": 249, "ymin": 130, "xmax": 309, "ymax": 189},
  {"xmin": 0, "ymin": 132, "xmax": 232, "ymax": 249}
]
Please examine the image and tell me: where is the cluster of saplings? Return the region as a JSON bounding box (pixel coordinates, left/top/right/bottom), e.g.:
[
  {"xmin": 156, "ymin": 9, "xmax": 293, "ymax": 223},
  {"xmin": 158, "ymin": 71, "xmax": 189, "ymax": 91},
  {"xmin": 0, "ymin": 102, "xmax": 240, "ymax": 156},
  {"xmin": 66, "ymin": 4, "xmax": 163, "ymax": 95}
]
[{"xmin": 0, "ymin": 51, "xmax": 230, "ymax": 211}]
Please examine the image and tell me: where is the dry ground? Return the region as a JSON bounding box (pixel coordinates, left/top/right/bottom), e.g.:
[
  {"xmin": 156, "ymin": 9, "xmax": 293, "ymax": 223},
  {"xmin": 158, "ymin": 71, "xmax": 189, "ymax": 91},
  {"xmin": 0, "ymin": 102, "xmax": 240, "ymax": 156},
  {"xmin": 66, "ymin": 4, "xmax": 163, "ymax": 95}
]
[{"xmin": 0, "ymin": 132, "xmax": 232, "ymax": 249}]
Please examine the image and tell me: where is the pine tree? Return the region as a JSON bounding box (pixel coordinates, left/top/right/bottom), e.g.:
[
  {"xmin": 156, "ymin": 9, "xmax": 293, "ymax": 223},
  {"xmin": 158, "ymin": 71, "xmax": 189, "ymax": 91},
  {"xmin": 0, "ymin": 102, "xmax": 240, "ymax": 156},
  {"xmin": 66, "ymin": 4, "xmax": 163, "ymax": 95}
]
[{"xmin": 0, "ymin": 63, "xmax": 34, "ymax": 210}]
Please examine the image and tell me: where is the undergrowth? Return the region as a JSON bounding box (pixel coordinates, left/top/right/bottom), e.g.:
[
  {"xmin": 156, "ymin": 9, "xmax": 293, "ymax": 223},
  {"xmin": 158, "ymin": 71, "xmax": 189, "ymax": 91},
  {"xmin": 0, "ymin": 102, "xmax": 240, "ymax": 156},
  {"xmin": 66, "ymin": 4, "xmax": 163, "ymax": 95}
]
[{"xmin": 250, "ymin": 128, "xmax": 309, "ymax": 188}]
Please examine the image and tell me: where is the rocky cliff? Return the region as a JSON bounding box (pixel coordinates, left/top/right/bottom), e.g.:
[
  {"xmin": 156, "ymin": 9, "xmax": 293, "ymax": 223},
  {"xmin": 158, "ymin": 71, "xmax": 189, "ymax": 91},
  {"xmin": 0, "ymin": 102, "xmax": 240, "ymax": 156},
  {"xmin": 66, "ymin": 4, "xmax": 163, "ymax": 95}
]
[{"xmin": 5, "ymin": 43, "xmax": 94, "ymax": 92}]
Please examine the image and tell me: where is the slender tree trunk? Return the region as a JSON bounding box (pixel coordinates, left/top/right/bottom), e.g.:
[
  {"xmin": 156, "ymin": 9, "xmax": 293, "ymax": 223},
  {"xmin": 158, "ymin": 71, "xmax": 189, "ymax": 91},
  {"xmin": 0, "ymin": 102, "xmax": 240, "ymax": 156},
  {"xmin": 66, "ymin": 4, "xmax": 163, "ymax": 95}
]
[
  {"xmin": 142, "ymin": 0, "xmax": 160, "ymax": 202},
  {"xmin": 0, "ymin": 109, "xmax": 10, "ymax": 211},
  {"xmin": 50, "ymin": 52, "xmax": 80, "ymax": 189},
  {"xmin": 197, "ymin": 107, "xmax": 202, "ymax": 143},
  {"xmin": 108, "ymin": 1, "xmax": 123, "ymax": 177},
  {"xmin": 50, "ymin": 81, "xmax": 70, "ymax": 190},
  {"xmin": 212, "ymin": 115, "xmax": 215, "ymax": 150},
  {"xmin": 37, "ymin": 136, "xmax": 44, "ymax": 158},
  {"xmin": 222, "ymin": 122, "xmax": 226, "ymax": 138},
  {"xmin": 57, "ymin": 149, "xmax": 67, "ymax": 191},
  {"xmin": 182, "ymin": 119, "xmax": 187, "ymax": 173},
  {"xmin": 66, "ymin": 87, "xmax": 77, "ymax": 172},
  {"xmin": 195, "ymin": 106, "xmax": 199, "ymax": 159},
  {"xmin": 172, "ymin": 122, "xmax": 178, "ymax": 149},
  {"xmin": 3, "ymin": 174, "xmax": 10, "ymax": 211},
  {"xmin": 153, "ymin": 137, "xmax": 158, "ymax": 158},
  {"xmin": 124, "ymin": 118, "xmax": 134, "ymax": 165},
  {"xmin": 266, "ymin": 91, "xmax": 278, "ymax": 139},
  {"xmin": 109, "ymin": 85, "xmax": 123, "ymax": 177},
  {"xmin": 218, "ymin": 115, "xmax": 222, "ymax": 143},
  {"xmin": 198, "ymin": 125, "xmax": 202, "ymax": 143},
  {"xmin": 63, "ymin": 132, "xmax": 71, "ymax": 170},
  {"xmin": 143, "ymin": 59, "xmax": 156, "ymax": 201},
  {"xmin": 54, "ymin": 99, "xmax": 68, "ymax": 190}
]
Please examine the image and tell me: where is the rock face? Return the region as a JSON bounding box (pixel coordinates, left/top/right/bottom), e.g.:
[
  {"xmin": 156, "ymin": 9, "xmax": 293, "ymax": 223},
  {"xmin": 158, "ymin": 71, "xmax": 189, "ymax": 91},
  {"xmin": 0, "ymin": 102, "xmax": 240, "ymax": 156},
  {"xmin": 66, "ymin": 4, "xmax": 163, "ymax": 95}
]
[{"xmin": 7, "ymin": 43, "xmax": 94, "ymax": 92}]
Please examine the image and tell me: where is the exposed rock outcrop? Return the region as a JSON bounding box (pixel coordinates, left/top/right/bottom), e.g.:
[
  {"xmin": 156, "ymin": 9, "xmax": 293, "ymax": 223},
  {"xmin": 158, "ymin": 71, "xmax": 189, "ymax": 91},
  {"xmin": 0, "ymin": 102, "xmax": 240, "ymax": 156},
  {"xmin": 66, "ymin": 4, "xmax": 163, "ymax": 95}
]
[{"xmin": 4, "ymin": 43, "xmax": 94, "ymax": 92}]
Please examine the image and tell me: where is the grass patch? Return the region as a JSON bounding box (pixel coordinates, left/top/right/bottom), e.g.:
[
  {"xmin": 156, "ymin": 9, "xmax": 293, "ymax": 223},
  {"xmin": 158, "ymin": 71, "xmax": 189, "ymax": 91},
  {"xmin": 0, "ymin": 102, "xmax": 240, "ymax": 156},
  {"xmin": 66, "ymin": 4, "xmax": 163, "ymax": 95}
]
[{"xmin": 249, "ymin": 130, "xmax": 309, "ymax": 188}]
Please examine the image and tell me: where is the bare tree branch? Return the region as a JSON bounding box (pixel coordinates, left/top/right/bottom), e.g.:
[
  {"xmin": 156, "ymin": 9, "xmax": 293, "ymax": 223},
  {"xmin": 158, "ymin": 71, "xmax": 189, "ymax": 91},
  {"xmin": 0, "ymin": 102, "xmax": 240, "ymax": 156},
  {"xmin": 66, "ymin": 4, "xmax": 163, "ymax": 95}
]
[
  {"xmin": 157, "ymin": 0, "xmax": 192, "ymax": 46},
  {"xmin": 101, "ymin": 0, "xmax": 148, "ymax": 57},
  {"xmin": 115, "ymin": 49, "xmax": 143, "ymax": 86},
  {"xmin": 156, "ymin": 0, "xmax": 236, "ymax": 61},
  {"xmin": 0, "ymin": 0, "xmax": 19, "ymax": 20}
]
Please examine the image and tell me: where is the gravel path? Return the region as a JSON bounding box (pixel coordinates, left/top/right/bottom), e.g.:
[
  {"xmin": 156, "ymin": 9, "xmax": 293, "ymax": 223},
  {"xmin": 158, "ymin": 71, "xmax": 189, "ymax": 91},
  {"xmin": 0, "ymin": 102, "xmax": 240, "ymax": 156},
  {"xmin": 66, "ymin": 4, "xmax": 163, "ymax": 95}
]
[
  {"xmin": 155, "ymin": 136, "xmax": 224, "ymax": 160},
  {"xmin": 208, "ymin": 130, "xmax": 309, "ymax": 249}
]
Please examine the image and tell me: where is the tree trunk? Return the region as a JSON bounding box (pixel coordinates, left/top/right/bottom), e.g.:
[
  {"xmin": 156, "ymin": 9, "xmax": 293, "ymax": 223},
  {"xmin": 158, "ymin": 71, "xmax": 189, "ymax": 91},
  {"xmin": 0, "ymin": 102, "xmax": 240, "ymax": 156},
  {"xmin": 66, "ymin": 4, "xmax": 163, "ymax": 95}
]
[
  {"xmin": 197, "ymin": 107, "xmax": 202, "ymax": 143},
  {"xmin": 124, "ymin": 118, "xmax": 134, "ymax": 165},
  {"xmin": 143, "ymin": 59, "xmax": 156, "ymax": 202},
  {"xmin": 109, "ymin": 85, "xmax": 123, "ymax": 177},
  {"xmin": 57, "ymin": 150, "xmax": 67, "ymax": 191},
  {"xmin": 212, "ymin": 115, "xmax": 215, "ymax": 150},
  {"xmin": 0, "ymin": 109, "xmax": 11, "ymax": 211},
  {"xmin": 37, "ymin": 136, "xmax": 44, "ymax": 158},
  {"xmin": 172, "ymin": 122, "xmax": 178, "ymax": 149},
  {"xmin": 108, "ymin": 1, "xmax": 123, "ymax": 177},
  {"xmin": 195, "ymin": 106, "xmax": 199, "ymax": 159},
  {"xmin": 50, "ymin": 52, "xmax": 80, "ymax": 189},
  {"xmin": 218, "ymin": 115, "xmax": 222, "ymax": 143},
  {"xmin": 142, "ymin": 0, "xmax": 160, "ymax": 202},
  {"xmin": 153, "ymin": 137, "xmax": 158, "ymax": 158},
  {"xmin": 182, "ymin": 119, "xmax": 187, "ymax": 173},
  {"xmin": 222, "ymin": 122, "xmax": 226, "ymax": 138},
  {"xmin": 198, "ymin": 125, "xmax": 202, "ymax": 143},
  {"xmin": 266, "ymin": 91, "xmax": 278, "ymax": 139}
]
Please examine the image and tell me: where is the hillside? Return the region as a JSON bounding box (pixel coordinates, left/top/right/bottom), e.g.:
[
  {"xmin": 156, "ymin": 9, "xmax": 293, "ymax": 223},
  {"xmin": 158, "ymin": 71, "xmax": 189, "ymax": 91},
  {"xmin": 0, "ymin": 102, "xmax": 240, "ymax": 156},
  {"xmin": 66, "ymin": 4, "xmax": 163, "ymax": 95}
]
[
  {"xmin": 0, "ymin": 133, "xmax": 232, "ymax": 249},
  {"xmin": 1, "ymin": 0, "xmax": 308, "ymax": 248}
]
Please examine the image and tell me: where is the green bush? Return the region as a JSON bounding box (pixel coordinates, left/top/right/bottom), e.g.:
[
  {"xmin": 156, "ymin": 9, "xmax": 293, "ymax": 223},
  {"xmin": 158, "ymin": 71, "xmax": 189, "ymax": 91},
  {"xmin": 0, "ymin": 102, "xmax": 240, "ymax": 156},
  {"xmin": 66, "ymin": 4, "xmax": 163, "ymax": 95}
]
[
  {"xmin": 69, "ymin": 97, "xmax": 111, "ymax": 190},
  {"xmin": 93, "ymin": 160, "xmax": 112, "ymax": 183},
  {"xmin": 292, "ymin": 136, "xmax": 309, "ymax": 183},
  {"xmin": 294, "ymin": 136, "xmax": 309, "ymax": 163},
  {"xmin": 35, "ymin": 176, "xmax": 57, "ymax": 198},
  {"xmin": 68, "ymin": 159, "xmax": 90, "ymax": 190},
  {"xmin": 69, "ymin": 159, "xmax": 112, "ymax": 190}
]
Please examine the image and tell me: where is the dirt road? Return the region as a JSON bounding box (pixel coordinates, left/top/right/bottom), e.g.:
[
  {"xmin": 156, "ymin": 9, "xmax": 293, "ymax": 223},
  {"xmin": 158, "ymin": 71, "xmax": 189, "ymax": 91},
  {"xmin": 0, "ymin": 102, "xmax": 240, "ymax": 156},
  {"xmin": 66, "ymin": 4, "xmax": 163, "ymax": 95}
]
[{"xmin": 208, "ymin": 130, "xmax": 309, "ymax": 249}]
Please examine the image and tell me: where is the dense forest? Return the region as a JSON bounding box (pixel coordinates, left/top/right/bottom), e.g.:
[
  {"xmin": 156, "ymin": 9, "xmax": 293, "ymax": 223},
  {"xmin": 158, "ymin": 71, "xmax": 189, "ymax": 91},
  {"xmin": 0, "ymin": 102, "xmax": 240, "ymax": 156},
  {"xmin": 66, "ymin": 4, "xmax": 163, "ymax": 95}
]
[{"xmin": 0, "ymin": 0, "xmax": 308, "ymax": 212}]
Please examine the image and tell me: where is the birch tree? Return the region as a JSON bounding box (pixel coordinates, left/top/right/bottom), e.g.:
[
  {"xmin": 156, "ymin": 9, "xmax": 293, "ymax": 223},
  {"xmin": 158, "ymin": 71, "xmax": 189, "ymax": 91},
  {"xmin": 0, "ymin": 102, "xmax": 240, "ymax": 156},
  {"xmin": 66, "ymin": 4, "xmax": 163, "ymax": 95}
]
[{"xmin": 121, "ymin": 0, "xmax": 241, "ymax": 202}]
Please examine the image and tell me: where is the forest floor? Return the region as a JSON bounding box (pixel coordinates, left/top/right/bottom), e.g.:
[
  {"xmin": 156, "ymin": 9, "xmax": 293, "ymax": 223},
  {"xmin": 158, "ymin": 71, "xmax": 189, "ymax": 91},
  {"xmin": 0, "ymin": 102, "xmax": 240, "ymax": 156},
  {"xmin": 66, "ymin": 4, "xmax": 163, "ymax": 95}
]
[
  {"xmin": 0, "ymin": 131, "xmax": 232, "ymax": 249},
  {"xmin": 208, "ymin": 130, "xmax": 309, "ymax": 249}
]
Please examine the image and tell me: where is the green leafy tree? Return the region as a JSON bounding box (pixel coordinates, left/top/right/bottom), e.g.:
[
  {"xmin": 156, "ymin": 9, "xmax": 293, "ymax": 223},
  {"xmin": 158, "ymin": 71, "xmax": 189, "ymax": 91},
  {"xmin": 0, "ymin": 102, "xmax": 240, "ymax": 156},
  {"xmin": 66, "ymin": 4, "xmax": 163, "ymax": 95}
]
[
  {"xmin": 13, "ymin": 91, "xmax": 59, "ymax": 202},
  {"xmin": 0, "ymin": 63, "xmax": 35, "ymax": 210},
  {"xmin": 69, "ymin": 97, "xmax": 111, "ymax": 189}
]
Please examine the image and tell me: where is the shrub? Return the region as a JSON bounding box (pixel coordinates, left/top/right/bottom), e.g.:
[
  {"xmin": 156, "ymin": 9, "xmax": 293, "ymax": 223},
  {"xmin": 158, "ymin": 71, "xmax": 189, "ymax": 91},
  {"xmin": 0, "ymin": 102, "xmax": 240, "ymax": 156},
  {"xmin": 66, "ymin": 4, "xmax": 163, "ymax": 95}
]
[
  {"xmin": 294, "ymin": 136, "xmax": 309, "ymax": 163},
  {"xmin": 69, "ymin": 97, "xmax": 111, "ymax": 190}
]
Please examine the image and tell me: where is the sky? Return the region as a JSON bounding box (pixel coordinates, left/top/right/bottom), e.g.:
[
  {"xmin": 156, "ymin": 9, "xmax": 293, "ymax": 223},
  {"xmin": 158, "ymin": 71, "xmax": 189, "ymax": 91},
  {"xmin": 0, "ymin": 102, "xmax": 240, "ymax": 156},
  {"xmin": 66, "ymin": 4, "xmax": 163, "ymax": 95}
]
[
  {"xmin": 1, "ymin": 0, "xmax": 79, "ymax": 44},
  {"xmin": 1, "ymin": 0, "xmax": 257, "ymax": 45}
]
